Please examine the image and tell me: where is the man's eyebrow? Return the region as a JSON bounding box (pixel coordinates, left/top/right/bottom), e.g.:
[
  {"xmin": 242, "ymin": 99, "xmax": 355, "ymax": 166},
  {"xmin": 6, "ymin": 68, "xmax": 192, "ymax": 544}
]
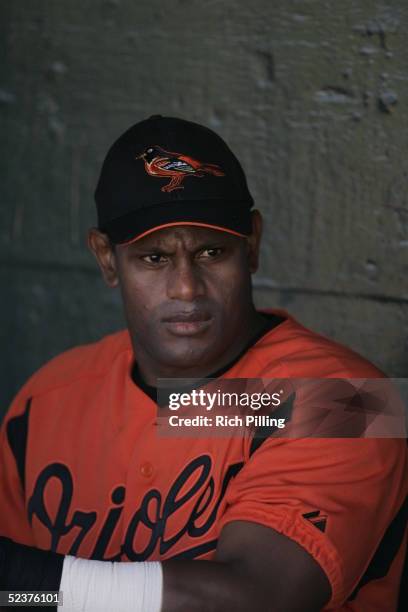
[
  {"xmin": 130, "ymin": 237, "xmax": 230, "ymax": 251},
  {"xmin": 194, "ymin": 241, "xmax": 226, "ymax": 250},
  {"xmin": 130, "ymin": 244, "xmax": 169, "ymax": 254},
  {"xmin": 130, "ymin": 243, "xmax": 225, "ymax": 255},
  {"xmin": 126, "ymin": 239, "xmax": 167, "ymax": 251}
]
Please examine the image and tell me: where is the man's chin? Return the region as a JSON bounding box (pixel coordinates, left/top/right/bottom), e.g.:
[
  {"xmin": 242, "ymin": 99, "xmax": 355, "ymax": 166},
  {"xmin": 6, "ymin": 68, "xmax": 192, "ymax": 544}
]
[{"xmin": 157, "ymin": 340, "xmax": 217, "ymax": 375}]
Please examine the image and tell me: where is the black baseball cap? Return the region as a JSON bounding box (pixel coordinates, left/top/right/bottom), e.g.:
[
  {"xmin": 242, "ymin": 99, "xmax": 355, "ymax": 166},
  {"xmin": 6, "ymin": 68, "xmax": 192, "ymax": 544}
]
[{"xmin": 94, "ymin": 115, "xmax": 254, "ymax": 244}]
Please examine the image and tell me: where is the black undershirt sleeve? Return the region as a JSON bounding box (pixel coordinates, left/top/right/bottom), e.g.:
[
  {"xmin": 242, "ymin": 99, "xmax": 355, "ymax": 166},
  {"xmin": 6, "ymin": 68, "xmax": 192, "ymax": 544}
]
[{"xmin": 0, "ymin": 537, "xmax": 63, "ymax": 610}]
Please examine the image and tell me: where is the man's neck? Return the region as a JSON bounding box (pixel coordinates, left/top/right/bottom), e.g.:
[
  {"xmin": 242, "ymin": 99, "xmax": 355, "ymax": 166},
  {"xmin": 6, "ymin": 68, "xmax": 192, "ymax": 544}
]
[{"xmin": 134, "ymin": 309, "xmax": 268, "ymax": 387}]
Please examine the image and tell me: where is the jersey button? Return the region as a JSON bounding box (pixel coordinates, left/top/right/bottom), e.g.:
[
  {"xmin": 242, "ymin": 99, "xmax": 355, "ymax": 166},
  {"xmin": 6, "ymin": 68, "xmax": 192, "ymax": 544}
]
[{"xmin": 140, "ymin": 462, "xmax": 154, "ymax": 478}]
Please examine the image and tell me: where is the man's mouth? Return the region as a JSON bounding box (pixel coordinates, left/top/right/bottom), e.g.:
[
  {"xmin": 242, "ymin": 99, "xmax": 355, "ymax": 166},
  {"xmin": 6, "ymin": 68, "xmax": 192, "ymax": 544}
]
[{"xmin": 162, "ymin": 312, "xmax": 213, "ymax": 336}]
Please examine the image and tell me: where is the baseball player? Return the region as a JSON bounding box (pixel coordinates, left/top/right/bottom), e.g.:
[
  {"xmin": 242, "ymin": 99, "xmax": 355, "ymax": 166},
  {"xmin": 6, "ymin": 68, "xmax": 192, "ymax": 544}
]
[{"xmin": 0, "ymin": 115, "xmax": 406, "ymax": 611}]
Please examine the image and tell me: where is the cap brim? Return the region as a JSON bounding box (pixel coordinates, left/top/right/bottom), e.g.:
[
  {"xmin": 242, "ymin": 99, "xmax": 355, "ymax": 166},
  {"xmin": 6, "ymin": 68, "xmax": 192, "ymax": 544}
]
[{"xmin": 101, "ymin": 200, "xmax": 253, "ymax": 244}]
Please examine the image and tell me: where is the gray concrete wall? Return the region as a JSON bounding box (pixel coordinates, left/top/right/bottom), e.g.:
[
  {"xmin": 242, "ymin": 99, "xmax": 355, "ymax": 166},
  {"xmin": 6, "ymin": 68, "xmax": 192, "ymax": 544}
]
[{"xmin": 1, "ymin": 0, "xmax": 407, "ymax": 418}]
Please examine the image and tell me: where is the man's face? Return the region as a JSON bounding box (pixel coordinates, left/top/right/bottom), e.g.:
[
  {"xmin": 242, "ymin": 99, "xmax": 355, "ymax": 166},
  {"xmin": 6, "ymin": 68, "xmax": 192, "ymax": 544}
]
[{"xmin": 89, "ymin": 215, "xmax": 261, "ymax": 376}]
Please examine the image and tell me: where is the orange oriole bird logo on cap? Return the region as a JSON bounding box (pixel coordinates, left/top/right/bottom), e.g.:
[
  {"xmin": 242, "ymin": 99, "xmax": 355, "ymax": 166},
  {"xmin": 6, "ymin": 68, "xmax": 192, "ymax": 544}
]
[{"xmin": 136, "ymin": 145, "xmax": 225, "ymax": 192}]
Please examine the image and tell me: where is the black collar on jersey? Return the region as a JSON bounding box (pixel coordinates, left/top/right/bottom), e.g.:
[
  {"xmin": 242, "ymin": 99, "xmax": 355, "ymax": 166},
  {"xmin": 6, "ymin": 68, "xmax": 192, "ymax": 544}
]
[{"xmin": 131, "ymin": 312, "xmax": 286, "ymax": 405}]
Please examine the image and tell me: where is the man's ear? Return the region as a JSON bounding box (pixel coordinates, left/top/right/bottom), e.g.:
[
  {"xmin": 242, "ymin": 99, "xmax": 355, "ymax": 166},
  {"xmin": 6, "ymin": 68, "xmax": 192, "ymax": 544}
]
[
  {"xmin": 87, "ymin": 228, "xmax": 119, "ymax": 287},
  {"xmin": 246, "ymin": 210, "xmax": 262, "ymax": 273}
]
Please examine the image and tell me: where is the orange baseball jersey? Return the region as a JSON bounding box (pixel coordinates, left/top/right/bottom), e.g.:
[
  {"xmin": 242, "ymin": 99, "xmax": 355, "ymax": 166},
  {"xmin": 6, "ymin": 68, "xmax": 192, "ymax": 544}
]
[{"xmin": 0, "ymin": 311, "xmax": 406, "ymax": 610}]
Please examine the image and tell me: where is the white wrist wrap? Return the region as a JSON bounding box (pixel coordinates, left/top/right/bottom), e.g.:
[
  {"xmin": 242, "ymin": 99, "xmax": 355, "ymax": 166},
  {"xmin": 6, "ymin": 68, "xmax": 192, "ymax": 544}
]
[{"xmin": 60, "ymin": 555, "xmax": 163, "ymax": 612}]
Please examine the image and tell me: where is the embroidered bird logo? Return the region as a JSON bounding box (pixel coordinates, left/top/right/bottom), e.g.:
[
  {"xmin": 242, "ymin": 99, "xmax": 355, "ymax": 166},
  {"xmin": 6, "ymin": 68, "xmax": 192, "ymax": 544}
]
[{"xmin": 136, "ymin": 145, "xmax": 225, "ymax": 192}]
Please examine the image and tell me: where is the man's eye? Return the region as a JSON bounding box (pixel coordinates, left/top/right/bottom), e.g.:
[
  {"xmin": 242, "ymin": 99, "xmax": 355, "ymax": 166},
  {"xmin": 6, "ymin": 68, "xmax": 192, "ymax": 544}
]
[
  {"xmin": 199, "ymin": 248, "xmax": 223, "ymax": 259},
  {"xmin": 141, "ymin": 254, "xmax": 168, "ymax": 264}
]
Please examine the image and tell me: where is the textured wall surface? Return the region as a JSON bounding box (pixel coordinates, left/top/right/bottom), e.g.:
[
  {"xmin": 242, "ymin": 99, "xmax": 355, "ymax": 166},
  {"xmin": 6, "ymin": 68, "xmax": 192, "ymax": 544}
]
[{"xmin": 1, "ymin": 0, "xmax": 407, "ymax": 418}]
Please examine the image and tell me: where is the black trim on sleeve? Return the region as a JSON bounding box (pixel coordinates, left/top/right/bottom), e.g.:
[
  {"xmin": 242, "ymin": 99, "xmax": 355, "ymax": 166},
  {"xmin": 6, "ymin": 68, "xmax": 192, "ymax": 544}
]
[
  {"xmin": 348, "ymin": 495, "xmax": 408, "ymax": 601},
  {"xmin": 6, "ymin": 398, "xmax": 31, "ymax": 491}
]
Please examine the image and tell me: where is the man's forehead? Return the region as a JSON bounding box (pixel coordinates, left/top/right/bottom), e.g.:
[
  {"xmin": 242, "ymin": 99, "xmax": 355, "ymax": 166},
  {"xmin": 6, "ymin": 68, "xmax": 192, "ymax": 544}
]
[{"xmin": 124, "ymin": 225, "xmax": 242, "ymax": 250}]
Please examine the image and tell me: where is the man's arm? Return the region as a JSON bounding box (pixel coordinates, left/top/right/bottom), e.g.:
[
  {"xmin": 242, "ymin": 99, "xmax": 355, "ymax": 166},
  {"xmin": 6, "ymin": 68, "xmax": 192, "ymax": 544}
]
[
  {"xmin": 0, "ymin": 521, "xmax": 331, "ymax": 612},
  {"xmin": 164, "ymin": 520, "xmax": 331, "ymax": 612}
]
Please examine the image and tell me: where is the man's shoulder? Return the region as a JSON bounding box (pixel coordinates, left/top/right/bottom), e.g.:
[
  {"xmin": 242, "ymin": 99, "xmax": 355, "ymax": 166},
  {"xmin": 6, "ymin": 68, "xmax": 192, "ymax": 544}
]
[
  {"xmin": 253, "ymin": 310, "xmax": 384, "ymax": 378},
  {"xmin": 16, "ymin": 329, "xmax": 132, "ymax": 400}
]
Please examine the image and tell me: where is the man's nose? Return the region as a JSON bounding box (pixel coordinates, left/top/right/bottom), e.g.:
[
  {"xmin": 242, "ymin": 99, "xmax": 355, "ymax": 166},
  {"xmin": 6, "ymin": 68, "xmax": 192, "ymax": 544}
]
[{"xmin": 167, "ymin": 259, "xmax": 205, "ymax": 301}]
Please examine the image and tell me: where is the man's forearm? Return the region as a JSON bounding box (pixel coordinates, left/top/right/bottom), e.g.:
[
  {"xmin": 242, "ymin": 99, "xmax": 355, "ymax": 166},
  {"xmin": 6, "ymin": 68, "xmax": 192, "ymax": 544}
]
[
  {"xmin": 0, "ymin": 538, "xmax": 267, "ymax": 612},
  {"xmin": 0, "ymin": 537, "xmax": 327, "ymax": 612},
  {"xmin": 163, "ymin": 558, "xmax": 265, "ymax": 612}
]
